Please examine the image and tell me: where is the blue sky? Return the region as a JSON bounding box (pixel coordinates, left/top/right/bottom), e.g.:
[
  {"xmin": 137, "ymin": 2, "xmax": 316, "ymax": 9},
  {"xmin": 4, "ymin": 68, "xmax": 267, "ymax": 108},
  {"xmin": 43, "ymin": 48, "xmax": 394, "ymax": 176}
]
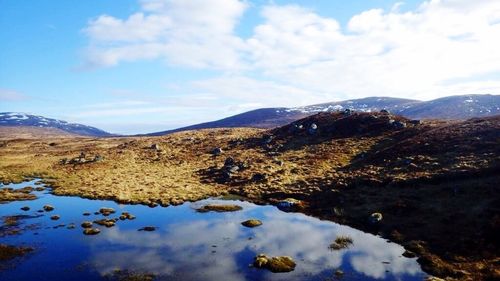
[{"xmin": 1, "ymin": 0, "xmax": 499, "ymax": 134}]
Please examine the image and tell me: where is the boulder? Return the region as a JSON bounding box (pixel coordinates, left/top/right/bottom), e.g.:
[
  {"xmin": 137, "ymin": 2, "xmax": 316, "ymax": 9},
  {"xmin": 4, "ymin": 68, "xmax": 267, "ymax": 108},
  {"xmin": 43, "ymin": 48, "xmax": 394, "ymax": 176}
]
[
  {"xmin": 276, "ymin": 198, "xmax": 304, "ymax": 211},
  {"xmin": 308, "ymin": 123, "xmax": 318, "ymax": 135},
  {"xmin": 20, "ymin": 206, "xmax": 30, "ymax": 211},
  {"xmin": 150, "ymin": 144, "xmax": 161, "ymax": 150},
  {"xmin": 211, "ymin": 147, "xmax": 223, "ymax": 156},
  {"xmin": 369, "ymin": 212, "xmax": 383, "ymax": 224},
  {"xmin": 50, "ymin": 215, "xmax": 60, "ymax": 220}
]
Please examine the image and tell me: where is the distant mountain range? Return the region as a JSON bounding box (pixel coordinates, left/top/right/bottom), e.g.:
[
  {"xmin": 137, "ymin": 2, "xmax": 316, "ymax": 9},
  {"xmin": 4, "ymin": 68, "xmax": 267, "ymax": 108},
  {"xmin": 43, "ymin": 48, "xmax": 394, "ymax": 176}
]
[
  {"xmin": 0, "ymin": 112, "xmax": 111, "ymax": 137},
  {"xmin": 147, "ymin": 94, "xmax": 500, "ymax": 136},
  {"xmin": 1, "ymin": 94, "xmax": 498, "ymax": 137}
]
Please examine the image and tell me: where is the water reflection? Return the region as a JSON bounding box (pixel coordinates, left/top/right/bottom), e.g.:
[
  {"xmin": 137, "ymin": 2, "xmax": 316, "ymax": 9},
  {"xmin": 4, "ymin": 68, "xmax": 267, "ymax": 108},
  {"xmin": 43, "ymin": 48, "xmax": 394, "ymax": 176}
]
[{"xmin": 0, "ymin": 181, "xmax": 426, "ymax": 281}]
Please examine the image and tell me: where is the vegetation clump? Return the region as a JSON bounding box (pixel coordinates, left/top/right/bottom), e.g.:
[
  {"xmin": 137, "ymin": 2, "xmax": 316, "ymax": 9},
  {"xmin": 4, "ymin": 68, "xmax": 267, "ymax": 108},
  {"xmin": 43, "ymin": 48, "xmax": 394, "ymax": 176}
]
[
  {"xmin": 329, "ymin": 235, "xmax": 353, "ymax": 250},
  {"xmin": 253, "ymin": 254, "xmax": 296, "ymax": 272},
  {"xmin": 196, "ymin": 204, "xmax": 242, "ymax": 213},
  {"xmin": 241, "ymin": 219, "xmax": 262, "ymax": 227}
]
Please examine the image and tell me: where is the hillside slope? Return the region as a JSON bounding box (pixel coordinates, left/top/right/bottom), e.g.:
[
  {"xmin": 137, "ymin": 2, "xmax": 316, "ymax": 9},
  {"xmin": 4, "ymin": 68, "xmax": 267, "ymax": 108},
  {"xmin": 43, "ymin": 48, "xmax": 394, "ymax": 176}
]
[
  {"xmin": 0, "ymin": 112, "xmax": 111, "ymax": 137},
  {"xmin": 148, "ymin": 94, "xmax": 499, "ymax": 136}
]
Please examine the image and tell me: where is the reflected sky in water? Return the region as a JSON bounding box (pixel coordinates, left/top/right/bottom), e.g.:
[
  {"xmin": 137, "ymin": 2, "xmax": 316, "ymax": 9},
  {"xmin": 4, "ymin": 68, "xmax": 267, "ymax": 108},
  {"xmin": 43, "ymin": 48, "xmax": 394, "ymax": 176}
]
[{"xmin": 0, "ymin": 180, "xmax": 427, "ymax": 281}]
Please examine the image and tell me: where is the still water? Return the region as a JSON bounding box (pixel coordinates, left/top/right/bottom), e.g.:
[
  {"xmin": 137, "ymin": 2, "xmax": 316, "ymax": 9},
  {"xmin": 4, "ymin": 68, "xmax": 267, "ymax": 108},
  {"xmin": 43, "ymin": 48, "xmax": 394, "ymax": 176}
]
[{"xmin": 0, "ymin": 180, "xmax": 427, "ymax": 281}]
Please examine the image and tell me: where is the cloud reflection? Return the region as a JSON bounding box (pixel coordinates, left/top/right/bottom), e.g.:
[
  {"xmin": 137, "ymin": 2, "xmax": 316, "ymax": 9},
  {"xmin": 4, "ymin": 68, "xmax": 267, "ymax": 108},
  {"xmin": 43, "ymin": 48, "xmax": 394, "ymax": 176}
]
[{"xmin": 87, "ymin": 200, "xmax": 425, "ymax": 281}]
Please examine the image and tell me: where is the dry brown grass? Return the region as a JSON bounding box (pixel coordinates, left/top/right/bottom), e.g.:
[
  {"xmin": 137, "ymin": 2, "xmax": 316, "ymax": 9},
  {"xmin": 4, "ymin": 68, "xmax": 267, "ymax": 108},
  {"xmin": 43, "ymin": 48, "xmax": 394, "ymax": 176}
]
[{"xmin": 0, "ymin": 114, "xmax": 499, "ymax": 280}]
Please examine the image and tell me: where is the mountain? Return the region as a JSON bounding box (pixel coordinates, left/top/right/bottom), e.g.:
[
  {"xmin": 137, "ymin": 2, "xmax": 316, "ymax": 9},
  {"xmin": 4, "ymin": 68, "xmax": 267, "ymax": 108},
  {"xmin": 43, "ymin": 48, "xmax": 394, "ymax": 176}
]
[
  {"xmin": 147, "ymin": 94, "xmax": 500, "ymax": 135},
  {"xmin": 0, "ymin": 112, "xmax": 112, "ymax": 137}
]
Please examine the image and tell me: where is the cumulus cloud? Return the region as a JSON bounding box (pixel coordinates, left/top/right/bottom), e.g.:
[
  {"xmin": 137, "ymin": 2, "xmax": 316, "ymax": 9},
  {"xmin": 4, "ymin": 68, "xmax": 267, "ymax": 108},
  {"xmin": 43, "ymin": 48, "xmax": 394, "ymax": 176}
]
[
  {"xmin": 82, "ymin": 0, "xmax": 500, "ymax": 103},
  {"xmin": 83, "ymin": 0, "xmax": 248, "ymax": 69}
]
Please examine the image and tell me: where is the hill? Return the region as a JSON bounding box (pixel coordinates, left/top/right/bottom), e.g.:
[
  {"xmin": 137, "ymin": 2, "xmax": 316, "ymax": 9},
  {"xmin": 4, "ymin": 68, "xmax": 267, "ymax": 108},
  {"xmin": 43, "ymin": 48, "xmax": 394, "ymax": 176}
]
[
  {"xmin": 0, "ymin": 112, "xmax": 111, "ymax": 137},
  {"xmin": 147, "ymin": 94, "xmax": 499, "ymax": 135}
]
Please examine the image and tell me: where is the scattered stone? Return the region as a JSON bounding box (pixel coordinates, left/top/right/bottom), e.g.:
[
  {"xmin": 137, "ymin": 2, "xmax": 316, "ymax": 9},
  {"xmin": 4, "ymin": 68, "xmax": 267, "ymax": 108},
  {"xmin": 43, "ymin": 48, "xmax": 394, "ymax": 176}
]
[
  {"xmin": 369, "ymin": 212, "xmax": 383, "ymax": 224},
  {"xmin": 83, "ymin": 228, "xmax": 100, "ymax": 235},
  {"xmin": 403, "ymin": 250, "xmax": 417, "ymax": 258},
  {"xmin": 99, "ymin": 207, "xmax": 115, "ymax": 216},
  {"xmin": 308, "ymin": 123, "xmax": 318, "ymax": 135},
  {"xmin": 276, "ymin": 198, "xmax": 304, "ymax": 211},
  {"xmin": 50, "ymin": 215, "xmax": 60, "ymax": 220},
  {"xmin": 251, "ymin": 173, "xmax": 266, "ymax": 183},
  {"xmin": 81, "ymin": 221, "xmax": 93, "ymax": 228},
  {"xmin": 67, "ymin": 223, "xmax": 76, "ymax": 229},
  {"xmin": 94, "ymin": 218, "xmax": 116, "ymax": 227},
  {"xmin": 196, "ymin": 204, "xmax": 243, "ymax": 213},
  {"xmin": 83, "ymin": 212, "xmax": 91, "ymax": 216},
  {"xmin": 43, "ymin": 205, "xmax": 54, "ymax": 211},
  {"xmin": 343, "ymin": 108, "xmax": 352, "ymax": 116},
  {"xmin": 253, "ymin": 254, "xmax": 296, "ymax": 273},
  {"xmin": 224, "ymin": 157, "xmax": 235, "ymax": 166},
  {"xmin": 93, "ymin": 155, "xmax": 104, "ymax": 162},
  {"xmin": 20, "ymin": 206, "xmax": 30, "ymax": 211},
  {"xmin": 329, "ymin": 236, "xmax": 353, "ymax": 250},
  {"xmin": 138, "ymin": 226, "xmax": 156, "ymax": 231},
  {"xmin": 150, "ymin": 144, "xmax": 161, "ymax": 150},
  {"xmin": 262, "ymin": 135, "xmax": 273, "ymax": 145},
  {"xmin": 380, "ymin": 109, "xmax": 390, "ymax": 114},
  {"xmin": 211, "ymin": 147, "xmax": 223, "ymax": 156},
  {"xmin": 409, "ymin": 119, "xmax": 421, "ymax": 125},
  {"xmin": 335, "ymin": 269, "xmax": 344, "ymax": 277},
  {"xmin": 119, "ymin": 212, "xmax": 136, "ymax": 220},
  {"xmin": 241, "ymin": 219, "xmax": 262, "ymax": 228}
]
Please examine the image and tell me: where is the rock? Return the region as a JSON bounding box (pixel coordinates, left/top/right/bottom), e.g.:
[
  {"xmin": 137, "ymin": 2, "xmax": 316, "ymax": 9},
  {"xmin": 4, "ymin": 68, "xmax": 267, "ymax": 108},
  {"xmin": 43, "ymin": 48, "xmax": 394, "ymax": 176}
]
[
  {"xmin": 119, "ymin": 212, "xmax": 135, "ymax": 220},
  {"xmin": 83, "ymin": 212, "xmax": 91, "ymax": 216},
  {"xmin": 277, "ymin": 198, "xmax": 304, "ymax": 211},
  {"xmin": 99, "ymin": 207, "xmax": 115, "ymax": 216},
  {"xmin": 211, "ymin": 147, "xmax": 223, "ymax": 156},
  {"xmin": 403, "ymin": 250, "xmax": 416, "ymax": 258},
  {"xmin": 94, "ymin": 219, "xmax": 116, "ymax": 227},
  {"xmin": 93, "ymin": 155, "xmax": 104, "ymax": 162},
  {"xmin": 138, "ymin": 226, "xmax": 156, "ymax": 231},
  {"xmin": 308, "ymin": 123, "xmax": 318, "ymax": 135},
  {"xmin": 43, "ymin": 205, "xmax": 54, "ymax": 211},
  {"xmin": 380, "ymin": 109, "xmax": 390, "ymax": 114},
  {"xmin": 262, "ymin": 135, "xmax": 273, "ymax": 145},
  {"xmin": 83, "ymin": 228, "xmax": 100, "ymax": 235},
  {"xmin": 241, "ymin": 219, "xmax": 262, "ymax": 228},
  {"xmin": 81, "ymin": 221, "xmax": 93, "ymax": 228},
  {"xmin": 227, "ymin": 165, "xmax": 240, "ymax": 174},
  {"xmin": 50, "ymin": 215, "xmax": 60, "ymax": 220},
  {"xmin": 409, "ymin": 119, "xmax": 421, "ymax": 125},
  {"xmin": 343, "ymin": 108, "xmax": 352, "ymax": 116},
  {"xmin": 20, "ymin": 206, "xmax": 30, "ymax": 211},
  {"xmin": 224, "ymin": 157, "xmax": 235, "ymax": 166},
  {"xmin": 67, "ymin": 224, "xmax": 76, "ymax": 229},
  {"xmin": 34, "ymin": 187, "xmax": 45, "ymax": 191},
  {"xmin": 335, "ymin": 269, "xmax": 344, "ymax": 277},
  {"xmin": 150, "ymin": 144, "xmax": 161, "ymax": 150},
  {"xmin": 196, "ymin": 204, "xmax": 243, "ymax": 213},
  {"xmin": 369, "ymin": 212, "xmax": 383, "ymax": 224},
  {"xmin": 253, "ymin": 254, "xmax": 296, "ymax": 273},
  {"xmin": 251, "ymin": 173, "xmax": 266, "ymax": 183},
  {"xmin": 392, "ymin": 120, "xmax": 407, "ymax": 129}
]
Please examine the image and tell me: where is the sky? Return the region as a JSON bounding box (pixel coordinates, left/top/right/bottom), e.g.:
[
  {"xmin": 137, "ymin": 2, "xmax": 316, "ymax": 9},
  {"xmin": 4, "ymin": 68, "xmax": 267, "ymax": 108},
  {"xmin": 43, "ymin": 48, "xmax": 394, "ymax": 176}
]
[{"xmin": 1, "ymin": 0, "xmax": 500, "ymax": 134}]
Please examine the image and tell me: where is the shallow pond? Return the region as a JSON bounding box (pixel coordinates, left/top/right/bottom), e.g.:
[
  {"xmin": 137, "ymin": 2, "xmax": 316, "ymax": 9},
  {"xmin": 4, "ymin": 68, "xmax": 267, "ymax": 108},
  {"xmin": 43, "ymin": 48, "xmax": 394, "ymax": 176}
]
[{"xmin": 0, "ymin": 180, "xmax": 427, "ymax": 281}]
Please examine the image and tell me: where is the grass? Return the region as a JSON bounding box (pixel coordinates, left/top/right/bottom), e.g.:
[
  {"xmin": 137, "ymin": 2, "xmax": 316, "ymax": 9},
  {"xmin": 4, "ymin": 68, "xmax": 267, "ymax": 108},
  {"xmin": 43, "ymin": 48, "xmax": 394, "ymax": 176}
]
[{"xmin": 329, "ymin": 235, "xmax": 354, "ymax": 250}]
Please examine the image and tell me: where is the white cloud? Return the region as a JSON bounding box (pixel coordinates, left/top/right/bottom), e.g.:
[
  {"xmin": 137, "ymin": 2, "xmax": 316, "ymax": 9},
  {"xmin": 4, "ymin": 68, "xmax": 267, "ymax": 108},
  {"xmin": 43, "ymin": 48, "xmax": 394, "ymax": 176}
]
[
  {"xmin": 82, "ymin": 0, "xmax": 500, "ymax": 105},
  {"xmin": 83, "ymin": 0, "xmax": 248, "ymax": 69}
]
